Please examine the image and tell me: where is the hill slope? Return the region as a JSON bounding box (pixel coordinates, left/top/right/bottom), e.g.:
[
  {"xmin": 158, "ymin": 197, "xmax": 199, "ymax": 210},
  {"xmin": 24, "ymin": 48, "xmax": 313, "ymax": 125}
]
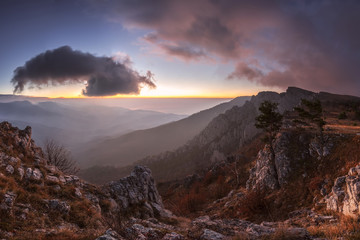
[
  {"xmin": 76, "ymin": 96, "xmax": 250, "ymax": 167},
  {"xmin": 0, "ymin": 122, "xmax": 173, "ymax": 239}
]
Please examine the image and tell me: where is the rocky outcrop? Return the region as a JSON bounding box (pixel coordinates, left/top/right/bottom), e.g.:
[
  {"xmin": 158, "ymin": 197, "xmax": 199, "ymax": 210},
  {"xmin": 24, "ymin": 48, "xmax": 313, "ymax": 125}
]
[
  {"xmin": 326, "ymin": 164, "xmax": 360, "ymax": 217},
  {"xmin": 246, "ymin": 145, "xmax": 279, "ymax": 190},
  {"xmin": 247, "ymin": 131, "xmax": 306, "ymax": 190},
  {"xmin": 247, "ymin": 129, "xmax": 336, "ymax": 191},
  {"xmin": 105, "ymin": 166, "xmax": 172, "ymax": 219}
]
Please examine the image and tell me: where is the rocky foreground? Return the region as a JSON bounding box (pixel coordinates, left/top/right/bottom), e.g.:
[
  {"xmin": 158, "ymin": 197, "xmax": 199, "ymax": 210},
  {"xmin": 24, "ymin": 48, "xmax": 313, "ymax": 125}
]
[{"xmin": 0, "ymin": 122, "xmax": 317, "ymax": 240}]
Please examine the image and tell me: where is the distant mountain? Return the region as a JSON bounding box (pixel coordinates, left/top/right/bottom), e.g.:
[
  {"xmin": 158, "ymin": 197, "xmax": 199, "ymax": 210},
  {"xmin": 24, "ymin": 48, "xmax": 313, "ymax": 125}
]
[
  {"xmin": 0, "ymin": 100, "xmax": 186, "ymax": 151},
  {"xmin": 76, "ymin": 96, "xmax": 251, "ymax": 167},
  {"xmin": 0, "ymin": 94, "xmax": 49, "ymax": 103},
  {"xmin": 126, "ymin": 87, "xmax": 316, "ymax": 181}
]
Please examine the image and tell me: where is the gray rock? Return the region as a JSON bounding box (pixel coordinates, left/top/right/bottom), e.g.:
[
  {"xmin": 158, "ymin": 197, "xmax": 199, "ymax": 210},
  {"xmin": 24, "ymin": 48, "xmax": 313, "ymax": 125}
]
[
  {"xmin": 17, "ymin": 167, "xmax": 24, "ymax": 180},
  {"xmin": 0, "ymin": 192, "xmax": 17, "ymax": 213},
  {"xmin": 284, "ymin": 228, "xmax": 310, "ymax": 239},
  {"xmin": 246, "ymin": 145, "xmax": 279, "ymax": 190},
  {"xmin": 326, "ymin": 164, "xmax": 360, "ymax": 217},
  {"xmin": 162, "ymin": 232, "xmax": 184, "ymax": 240},
  {"xmin": 32, "ymin": 168, "xmax": 42, "ymax": 180},
  {"xmin": 105, "ymin": 166, "xmax": 170, "ymax": 218},
  {"xmin": 192, "ymin": 216, "xmax": 276, "ymax": 238},
  {"xmin": 25, "ymin": 168, "xmax": 43, "ymax": 181},
  {"xmin": 46, "ymin": 175, "xmax": 59, "ymax": 183},
  {"xmin": 58, "ymin": 175, "xmax": 66, "ymax": 184},
  {"xmin": 75, "ymin": 188, "xmax": 82, "ymax": 198},
  {"xmin": 25, "ymin": 168, "xmax": 32, "ymax": 179},
  {"xmin": 200, "ymin": 229, "xmax": 225, "ymax": 240},
  {"xmin": 95, "ymin": 229, "xmax": 123, "ymax": 240},
  {"xmin": 52, "ymin": 185, "xmax": 61, "ymax": 191},
  {"xmin": 9, "ymin": 157, "xmax": 20, "ymax": 165},
  {"xmin": 45, "ymin": 165, "xmax": 58, "ymax": 173},
  {"xmin": 47, "ymin": 199, "xmax": 70, "ymax": 214},
  {"xmin": 5, "ymin": 165, "xmax": 14, "ymax": 174}
]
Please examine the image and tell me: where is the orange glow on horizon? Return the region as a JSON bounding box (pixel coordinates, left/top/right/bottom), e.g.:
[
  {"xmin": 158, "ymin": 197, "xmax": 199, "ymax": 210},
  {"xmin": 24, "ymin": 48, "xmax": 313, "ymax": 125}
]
[{"xmin": 43, "ymin": 92, "xmax": 255, "ymax": 99}]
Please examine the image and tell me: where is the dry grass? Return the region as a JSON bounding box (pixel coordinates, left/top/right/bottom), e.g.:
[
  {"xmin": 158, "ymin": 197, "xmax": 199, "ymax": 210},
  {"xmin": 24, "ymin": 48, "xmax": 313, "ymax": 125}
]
[
  {"xmin": 4, "ymin": 231, "xmax": 98, "ymax": 240},
  {"xmin": 307, "ymin": 215, "xmax": 360, "ymax": 239}
]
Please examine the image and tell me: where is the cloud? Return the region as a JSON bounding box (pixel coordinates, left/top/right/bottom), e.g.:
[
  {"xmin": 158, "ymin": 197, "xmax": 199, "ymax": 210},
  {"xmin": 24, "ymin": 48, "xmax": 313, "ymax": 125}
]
[
  {"xmin": 11, "ymin": 46, "xmax": 156, "ymax": 96},
  {"xmin": 227, "ymin": 63, "xmax": 263, "ymax": 81},
  {"xmin": 159, "ymin": 44, "xmax": 207, "ymax": 60},
  {"xmin": 101, "ymin": 0, "xmax": 360, "ymax": 95}
]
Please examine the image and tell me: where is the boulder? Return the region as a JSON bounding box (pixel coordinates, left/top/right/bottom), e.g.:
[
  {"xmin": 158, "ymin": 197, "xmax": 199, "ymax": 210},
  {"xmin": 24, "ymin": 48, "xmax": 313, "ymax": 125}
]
[
  {"xmin": 95, "ymin": 229, "xmax": 123, "ymax": 240},
  {"xmin": 25, "ymin": 168, "xmax": 43, "ymax": 181},
  {"xmin": 162, "ymin": 232, "xmax": 184, "ymax": 240},
  {"xmin": 46, "ymin": 175, "xmax": 59, "ymax": 184},
  {"xmin": 0, "ymin": 192, "xmax": 17, "ymax": 214},
  {"xmin": 326, "ymin": 164, "xmax": 360, "ymax": 217},
  {"xmin": 74, "ymin": 188, "xmax": 82, "ymax": 198},
  {"xmin": 5, "ymin": 165, "xmax": 14, "ymax": 175},
  {"xmin": 105, "ymin": 166, "xmax": 171, "ymax": 218},
  {"xmin": 200, "ymin": 229, "xmax": 225, "ymax": 240},
  {"xmin": 17, "ymin": 167, "xmax": 24, "ymax": 179},
  {"xmin": 47, "ymin": 199, "xmax": 70, "ymax": 214}
]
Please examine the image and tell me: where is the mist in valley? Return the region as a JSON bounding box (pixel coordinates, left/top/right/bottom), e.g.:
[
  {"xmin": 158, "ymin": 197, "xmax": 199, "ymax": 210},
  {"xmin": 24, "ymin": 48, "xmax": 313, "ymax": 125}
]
[{"xmin": 0, "ymin": 94, "xmax": 233, "ymax": 170}]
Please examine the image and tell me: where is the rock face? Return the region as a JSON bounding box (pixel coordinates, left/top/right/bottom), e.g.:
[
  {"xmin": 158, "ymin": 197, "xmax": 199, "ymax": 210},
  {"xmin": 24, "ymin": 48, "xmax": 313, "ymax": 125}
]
[
  {"xmin": 247, "ymin": 131, "xmax": 307, "ymax": 190},
  {"xmin": 246, "ymin": 145, "xmax": 279, "ymax": 190},
  {"xmin": 247, "ymin": 129, "xmax": 336, "ymax": 191},
  {"xmin": 105, "ymin": 166, "xmax": 171, "ymax": 219},
  {"xmin": 326, "ymin": 164, "xmax": 360, "ymax": 217}
]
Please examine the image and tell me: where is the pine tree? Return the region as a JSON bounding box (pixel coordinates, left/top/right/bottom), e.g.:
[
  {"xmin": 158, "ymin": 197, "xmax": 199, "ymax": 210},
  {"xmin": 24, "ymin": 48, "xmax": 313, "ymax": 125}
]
[
  {"xmin": 255, "ymin": 100, "xmax": 283, "ymax": 158},
  {"xmin": 255, "ymin": 101, "xmax": 283, "ymax": 186},
  {"xmin": 294, "ymin": 99, "xmax": 326, "ymax": 134}
]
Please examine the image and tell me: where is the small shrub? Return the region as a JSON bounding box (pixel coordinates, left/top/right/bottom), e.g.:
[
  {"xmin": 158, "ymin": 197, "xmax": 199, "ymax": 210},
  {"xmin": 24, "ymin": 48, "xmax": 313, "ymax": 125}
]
[
  {"xmin": 68, "ymin": 200, "xmax": 99, "ymax": 228},
  {"xmin": 213, "ymin": 175, "xmax": 231, "ymax": 199},
  {"xmin": 99, "ymin": 199, "xmax": 112, "ymax": 213},
  {"xmin": 308, "ymin": 176, "xmax": 323, "ymax": 193},
  {"xmin": 261, "ymin": 227, "xmax": 304, "ymax": 240},
  {"xmin": 178, "ymin": 191, "xmax": 206, "ymax": 214},
  {"xmin": 0, "ymin": 209, "xmax": 14, "ymax": 231},
  {"xmin": 237, "ymin": 189, "xmax": 269, "ymax": 219},
  {"xmin": 338, "ymin": 112, "xmax": 348, "ymax": 120},
  {"xmin": 203, "ymin": 172, "xmax": 215, "ymax": 184},
  {"xmin": 348, "ymin": 230, "xmax": 360, "ymax": 240}
]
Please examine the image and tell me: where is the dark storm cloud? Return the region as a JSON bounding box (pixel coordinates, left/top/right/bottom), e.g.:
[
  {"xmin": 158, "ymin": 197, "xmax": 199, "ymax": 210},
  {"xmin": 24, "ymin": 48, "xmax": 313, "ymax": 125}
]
[
  {"xmin": 11, "ymin": 46, "xmax": 155, "ymax": 96},
  {"xmin": 102, "ymin": 0, "xmax": 360, "ymax": 95}
]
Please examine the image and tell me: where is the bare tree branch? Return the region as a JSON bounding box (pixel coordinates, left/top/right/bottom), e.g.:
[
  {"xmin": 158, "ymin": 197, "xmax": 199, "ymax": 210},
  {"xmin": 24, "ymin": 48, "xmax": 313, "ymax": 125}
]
[{"xmin": 43, "ymin": 139, "xmax": 79, "ymax": 175}]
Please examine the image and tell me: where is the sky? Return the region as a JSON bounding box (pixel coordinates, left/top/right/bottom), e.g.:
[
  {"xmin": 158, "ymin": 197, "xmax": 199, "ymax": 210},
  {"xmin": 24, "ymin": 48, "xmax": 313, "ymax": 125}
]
[{"xmin": 0, "ymin": 0, "xmax": 359, "ymax": 98}]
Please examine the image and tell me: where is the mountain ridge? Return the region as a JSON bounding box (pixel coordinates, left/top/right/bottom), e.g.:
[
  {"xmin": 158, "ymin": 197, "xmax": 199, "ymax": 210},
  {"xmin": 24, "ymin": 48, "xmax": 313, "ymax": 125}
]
[{"xmin": 76, "ymin": 96, "xmax": 251, "ymax": 167}]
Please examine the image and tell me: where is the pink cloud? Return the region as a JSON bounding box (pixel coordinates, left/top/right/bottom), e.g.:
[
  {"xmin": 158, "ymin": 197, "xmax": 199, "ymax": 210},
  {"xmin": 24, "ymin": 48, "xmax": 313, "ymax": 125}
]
[{"xmin": 99, "ymin": 0, "xmax": 360, "ymax": 95}]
